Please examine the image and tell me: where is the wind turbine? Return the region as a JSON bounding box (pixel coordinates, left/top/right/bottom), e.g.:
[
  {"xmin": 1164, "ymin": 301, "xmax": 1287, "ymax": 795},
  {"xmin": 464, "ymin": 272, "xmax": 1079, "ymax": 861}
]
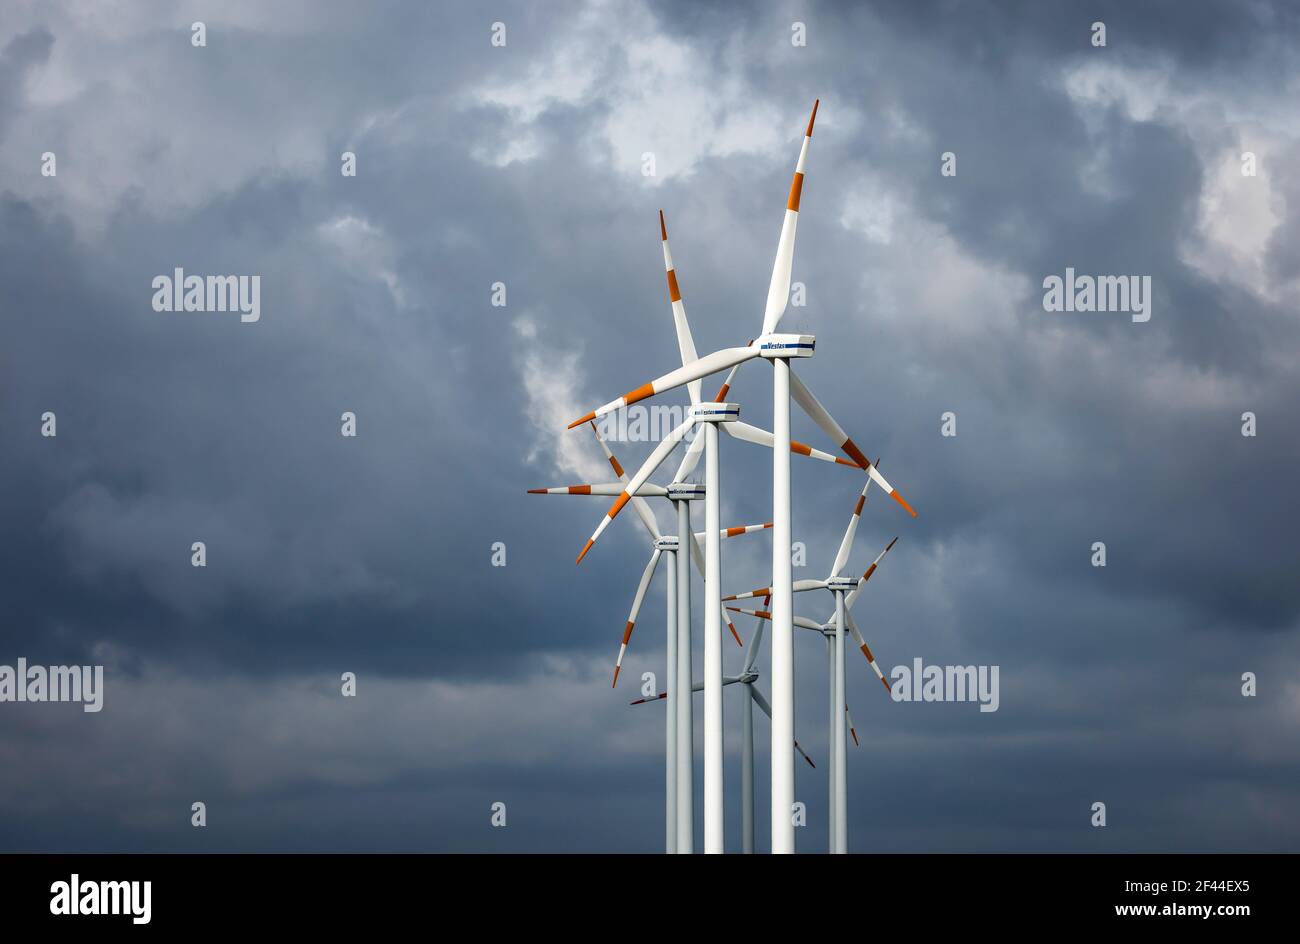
[
  {"xmin": 568, "ymin": 389, "xmax": 858, "ymax": 852},
  {"xmin": 726, "ymin": 492, "xmax": 901, "ymax": 853},
  {"xmin": 567, "ymin": 101, "xmax": 917, "ymax": 852},
  {"xmin": 743, "ymin": 600, "xmax": 861, "ymax": 853},
  {"xmin": 565, "ymin": 202, "xmax": 869, "ymax": 852},
  {"xmin": 631, "ymin": 596, "xmax": 818, "ymax": 855},
  {"xmin": 527, "ymin": 422, "xmax": 755, "ymax": 852}
]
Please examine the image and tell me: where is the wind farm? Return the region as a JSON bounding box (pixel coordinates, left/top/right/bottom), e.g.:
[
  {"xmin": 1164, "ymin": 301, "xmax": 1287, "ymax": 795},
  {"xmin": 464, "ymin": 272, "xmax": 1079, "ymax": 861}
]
[
  {"xmin": 536, "ymin": 100, "xmax": 918, "ymax": 853},
  {"xmin": 6, "ymin": 0, "xmax": 1288, "ymax": 908}
]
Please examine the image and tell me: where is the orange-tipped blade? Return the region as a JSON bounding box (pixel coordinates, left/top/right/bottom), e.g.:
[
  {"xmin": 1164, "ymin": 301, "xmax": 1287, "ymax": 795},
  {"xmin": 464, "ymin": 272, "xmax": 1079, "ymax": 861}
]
[
  {"xmin": 890, "ymin": 490, "xmax": 917, "ymax": 518},
  {"xmin": 795, "ymin": 739, "xmax": 816, "ymax": 769},
  {"xmin": 723, "ymin": 585, "xmax": 771, "ymax": 602},
  {"xmin": 567, "ymin": 411, "xmax": 596, "ymax": 430}
]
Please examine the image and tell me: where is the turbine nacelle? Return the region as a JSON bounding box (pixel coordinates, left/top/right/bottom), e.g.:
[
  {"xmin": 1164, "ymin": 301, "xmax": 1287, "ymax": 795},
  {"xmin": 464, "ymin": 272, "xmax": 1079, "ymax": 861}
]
[
  {"xmin": 667, "ymin": 482, "xmax": 705, "ymax": 501},
  {"xmin": 757, "ymin": 333, "xmax": 815, "ymax": 359},
  {"xmin": 826, "ymin": 575, "xmax": 858, "ymax": 593},
  {"xmin": 653, "ymin": 536, "xmax": 680, "ymax": 552},
  {"xmin": 689, "ymin": 402, "xmax": 740, "ymax": 423}
]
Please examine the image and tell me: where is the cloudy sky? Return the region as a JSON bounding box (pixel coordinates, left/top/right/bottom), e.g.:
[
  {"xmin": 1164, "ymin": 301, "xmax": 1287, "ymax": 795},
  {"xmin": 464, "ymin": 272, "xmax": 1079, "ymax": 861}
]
[{"xmin": 1, "ymin": 0, "xmax": 1298, "ymax": 853}]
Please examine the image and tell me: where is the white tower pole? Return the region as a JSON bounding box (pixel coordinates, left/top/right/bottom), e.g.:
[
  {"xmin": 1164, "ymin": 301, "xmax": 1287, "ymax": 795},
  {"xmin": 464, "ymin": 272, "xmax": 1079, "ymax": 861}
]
[
  {"xmin": 827, "ymin": 632, "xmax": 837, "ymax": 850},
  {"xmin": 675, "ymin": 499, "xmax": 694, "ymax": 853},
  {"xmin": 742, "ymin": 683, "xmax": 755, "ymax": 854},
  {"xmin": 664, "ymin": 548, "xmax": 677, "ymax": 854},
  {"xmin": 834, "ymin": 592, "xmax": 848, "ymax": 853},
  {"xmin": 770, "ymin": 357, "xmax": 795, "ymax": 854},
  {"xmin": 703, "ymin": 423, "xmax": 725, "ymax": 853}
]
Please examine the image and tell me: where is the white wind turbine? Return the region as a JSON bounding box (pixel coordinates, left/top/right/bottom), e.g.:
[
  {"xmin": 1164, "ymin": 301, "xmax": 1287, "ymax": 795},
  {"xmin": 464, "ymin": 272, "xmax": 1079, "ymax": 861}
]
[
  {"xmin": 727, "ymin": 485, "xmax": 900, "ymax": 853},
  {"xmin": 528, "ymin": 422, "xmax": 755, "ymax": 852},
  {"xmin": 750, "ymin": 601, "xmax": 865, "ymax": 854},
  {"xmin": 565, "ymin": 206, "xmax": 864, "ymax": 852},
  {"xmin": 567, "ymin": 101, "xmax": 917, "ymax": 852},
  {"xmin": 631, "ymin": 597, "xmax": 818, "ymax": 855},
  {"xmin": 729, "ymin": 601, "xmax": 884, "ymax": 853}
]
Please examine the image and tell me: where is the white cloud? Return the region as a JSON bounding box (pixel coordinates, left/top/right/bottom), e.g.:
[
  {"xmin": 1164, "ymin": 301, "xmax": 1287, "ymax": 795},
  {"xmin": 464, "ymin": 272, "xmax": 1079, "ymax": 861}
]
[
  {"xmin": 469, "ymin": 0, "xmax": 785, "ymax": 181},
  {"xmin": 0, "ymin": 3, "xmax": 382, "ymax": 236},
  {"xmin": 316, "ymin": 214, "xmax": 406, "ymax": 308},
  {"xmin": 1061, "ymin": 58, "xmax": 1299, "ymax": 301},
  {"xmin": 840, "ymin": 183, "xmax": 1033, "ymax": 345},
  {"xmin": 512, "ymin": 314, "xmax": 607, "ymax": 481}
]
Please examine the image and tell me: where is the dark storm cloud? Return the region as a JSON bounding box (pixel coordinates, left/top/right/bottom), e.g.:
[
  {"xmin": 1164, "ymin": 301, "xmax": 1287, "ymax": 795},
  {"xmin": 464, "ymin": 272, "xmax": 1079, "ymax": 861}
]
[{"xmin": 0, "ymin": 0, "xmax": 1296, "ymax": 853}]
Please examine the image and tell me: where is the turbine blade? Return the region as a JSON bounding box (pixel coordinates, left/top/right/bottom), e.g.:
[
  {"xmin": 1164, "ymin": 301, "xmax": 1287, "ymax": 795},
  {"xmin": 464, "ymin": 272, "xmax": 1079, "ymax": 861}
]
[
  {"xmin": 788, "ymin": 367, "xmax": 917, "ymax": 517},
  {"xmin": 613, "ymin": 549, "xmax": 662, "ymax": 686},
  {"xmin": 761, "ymin": 100, "xmax": 819, "ymax": 336},
  {"xmin": 660, "ymin": 210, "xmax": 702, "ymax": 405},
  {"xmin": 844, "ymin": 536, "xmax": 899, "ymax": 611},
  {"xmin": 793, "ymin": 578, "xmax": 827, "ymax": 593},
  {"xmin": 742, "ymin": 632, "xmax": 763, "ymax": 671},
  {"xmin": 726, "ymin": 607, "xmax": 824, "ymax": 634},
  {"xmin": 685, "ymin": 530, "xmax": 743, "ymax": 647},
  {"xmin": 590, "ymin": 417, "xmax": 666, "ymax": 541},
  {"xmin": 713, "ymin": 363, "xmax": 742, "ymax": 402},
  {"xmin": 567, "ymin": 346, "xmax": 756, "ymax": 428},
  {"xmin": 576, "ymin": 416, "xmax": 695, "ymax": 563},
  {"xmin": 527, "ymin": 483, "xmax": 669, "ymax": 497},
  {"xmin": 794, "ymin": 739, "xmax": 816, "ymax": 769},
  {"xmin": 694, "ymin": 524, "xmax": 769, "ymax": 543},
  {"xmin": 845, "ymin": 609, "xmax": 891, "ymax": 693},
  {"xmin": 672, "ymin": 426, "xmax": 706, "ymax": 481},
  {"xmin": 723, "ymin": 420, "xmax": 858, "ymax": 467},
  {"xmin": 721, "ymin": 522, "xmax": 774, "ymax": 539},
  {"xmin": 723, "ymin": 585, "xmax": 771, "ymax": 603},
  {"xmin": 830, "ymin": 469, "xmax": 876, "ymax": 577},
  {"xmin": 630, "ymin": 496, "xmax": 663, "ymax": 543},
  {"xmin": 845, "ymin": 703, "xmax": 859, "ymax": 747},
  {"xmin": 722, "ymin": 577, "xmax": 817, "ymax": 605},
  {"xmin": 642, "ymin": 676, "xmax": 743, "ymax": 703},
  {"xmin": 588, "ymin": 420, "xmax": 627, "ymax": 481},
  {"xmin": 751, "ymin": 686, "xmax": 816, "ymax": 767}
]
